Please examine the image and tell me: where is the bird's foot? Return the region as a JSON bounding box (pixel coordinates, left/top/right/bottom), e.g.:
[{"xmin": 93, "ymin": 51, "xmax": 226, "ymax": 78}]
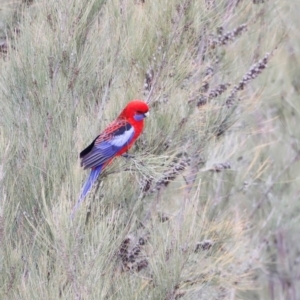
[{"xmin": 122, "ymin": 153, "xmax": 135, "ymax": 159}]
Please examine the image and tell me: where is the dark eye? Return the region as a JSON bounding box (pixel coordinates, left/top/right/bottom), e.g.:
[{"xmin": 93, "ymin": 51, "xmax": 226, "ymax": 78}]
[{"xmin": 136, "ymin": 110, "xmax": 143, "ymax": 114}]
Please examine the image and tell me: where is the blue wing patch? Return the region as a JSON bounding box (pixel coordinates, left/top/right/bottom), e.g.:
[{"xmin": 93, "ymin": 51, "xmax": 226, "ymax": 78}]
[{"xmin": 80, "ymin": 122, "xmax": 135, "ymax": 170}]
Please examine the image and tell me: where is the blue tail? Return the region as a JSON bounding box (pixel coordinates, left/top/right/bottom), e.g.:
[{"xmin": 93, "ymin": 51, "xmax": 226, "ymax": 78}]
[{"xmin": 71, "ymin": 165, "xmax": 103, "ymax": 218}]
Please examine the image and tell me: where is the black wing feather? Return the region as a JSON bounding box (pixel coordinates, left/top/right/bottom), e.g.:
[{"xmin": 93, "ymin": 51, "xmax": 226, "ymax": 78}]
[{"xmin": 80, "ymin": 136, "xmax": 99, "ymax": 158}]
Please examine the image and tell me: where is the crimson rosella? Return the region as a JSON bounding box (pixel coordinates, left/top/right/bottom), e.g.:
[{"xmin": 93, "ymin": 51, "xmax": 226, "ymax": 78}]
[{"xmin": 71, "ymin": 100, "xmax": 149, "ymax": 216}]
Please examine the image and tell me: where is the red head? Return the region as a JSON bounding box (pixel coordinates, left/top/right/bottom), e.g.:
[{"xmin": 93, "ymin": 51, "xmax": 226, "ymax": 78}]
[{"xmin": 118, "ymin": 100, "xmax": 149, "ymax": 122}]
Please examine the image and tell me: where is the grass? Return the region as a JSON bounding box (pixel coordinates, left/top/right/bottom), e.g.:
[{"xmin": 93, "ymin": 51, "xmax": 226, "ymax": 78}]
[{"xmin": 0, "ymin": 0, "xmax": 299, "ymax": 299}]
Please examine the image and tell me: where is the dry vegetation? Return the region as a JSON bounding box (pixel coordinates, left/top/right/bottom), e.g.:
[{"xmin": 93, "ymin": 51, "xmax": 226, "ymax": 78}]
[{"xmin": 0, "ymin": 0, "xmax": 299, "ymax": 299}]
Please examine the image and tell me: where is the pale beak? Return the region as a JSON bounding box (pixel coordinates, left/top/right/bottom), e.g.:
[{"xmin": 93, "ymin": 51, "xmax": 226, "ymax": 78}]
[{"xmin": 144, "ymin": 111, "xmax": 149, "ymax": 118}]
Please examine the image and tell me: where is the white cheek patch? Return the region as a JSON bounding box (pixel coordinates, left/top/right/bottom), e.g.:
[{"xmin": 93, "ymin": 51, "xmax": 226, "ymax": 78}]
[{"xmin": 110, "ymin": 126, "xmax": 134, "ymax": 147}]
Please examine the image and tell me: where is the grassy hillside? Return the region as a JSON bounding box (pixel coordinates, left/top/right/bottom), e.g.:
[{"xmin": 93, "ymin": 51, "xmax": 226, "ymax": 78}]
[{"xmin": 0, "ymin": 0, "xmax": 299, "ymax": 299}]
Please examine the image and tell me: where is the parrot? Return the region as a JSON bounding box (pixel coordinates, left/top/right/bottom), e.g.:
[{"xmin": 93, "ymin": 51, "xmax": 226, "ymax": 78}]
[{"xmin": 71, "ymin": 100, "xmax": 149, "ymax": 216}]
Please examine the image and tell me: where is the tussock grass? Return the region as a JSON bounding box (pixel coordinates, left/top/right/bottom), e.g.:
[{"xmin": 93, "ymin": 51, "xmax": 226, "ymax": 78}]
[{"xmin": 0, "ymin": 0, "xmax": 299, "ymax": 299}]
